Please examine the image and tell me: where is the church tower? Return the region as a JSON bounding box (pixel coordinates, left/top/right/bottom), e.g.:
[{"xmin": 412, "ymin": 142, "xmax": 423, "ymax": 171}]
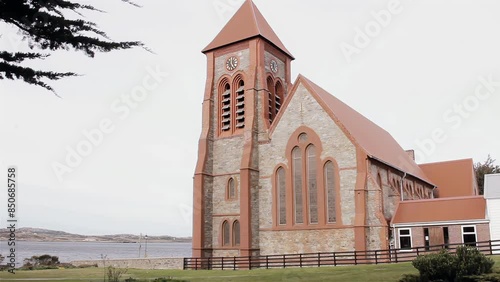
[{"xmin": 193, "ymin": 0, "xmax": 294, "ymax": 258}]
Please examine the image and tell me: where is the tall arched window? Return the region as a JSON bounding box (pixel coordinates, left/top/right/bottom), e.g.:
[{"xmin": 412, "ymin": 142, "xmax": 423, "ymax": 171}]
[
  {"xmin": 267, "ymin": 77, "xmax": 275, "ymax": 123},
  {"xmin": 235, "ymin": 79, "xmax": 245, "ymax": 129},
  {"xmin": 275, "ymin": 81, "xmax": 283, "ymax": 117},
  {"xmin": 292, "ymin": 147, "xmax": 303, "ymax": 224},
  {"xmin": 220, "ymin": 82, "xmax": 231, "ymax": 132},
  {"xmin": 227, "ymin": 178, "xmax": 236, "ymax": 200},
  {"xmin": 276, "ymin": 167, "xmax": 286, "ymax": 225},
  {"xmin": 307, "ymin": 145, "xmax": 318, "ymax": 224},
  {"xmin": 325, "ymin": 161, "xmax": 336, "ymax": 223},
  {"xmin": 222, "ymin": 220, "xmax": 230, "ymax": 246},
  {"xmin": 233, "ymin": 221, "xmax": 240, "ymax": 246}
]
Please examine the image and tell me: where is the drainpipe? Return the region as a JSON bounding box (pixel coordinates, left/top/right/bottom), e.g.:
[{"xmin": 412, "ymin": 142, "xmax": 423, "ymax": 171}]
[
  {"xmin": 400, "ymin": 172, "xmax": 407, "ymax": 201},
  {"xmin": 392, "ymin": 223, "xmax": 397, "ymax": 249}
]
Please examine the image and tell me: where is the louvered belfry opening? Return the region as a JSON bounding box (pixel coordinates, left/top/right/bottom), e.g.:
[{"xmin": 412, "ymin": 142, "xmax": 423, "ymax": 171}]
[
  {"xmin": 267, "ymin": 76, "xmax": 284, "ymax": 125},
  {"xmin": 267, "ymin": 77, "xmax": 275, "ymax": 124},
  {"xmin": 220, "ymin": 81, "xmax": 231, "ymax": 132},
  {"xmin": 235, "ymin": 79, "xmax": 245, "ymax": 129}
]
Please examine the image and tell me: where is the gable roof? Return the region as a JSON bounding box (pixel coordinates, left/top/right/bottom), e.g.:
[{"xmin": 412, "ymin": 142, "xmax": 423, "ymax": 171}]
[
  {"xmin": 282, "ymin": 75, "xmax": 434, "ymax": 185},
  {"xmin": 202, "ymin": 0, "xmax": 294, "ymax": 59},
  {"xmin": 419, "ymin": 159, "xmax": 477, "ymax": 198},
  {"xmin": 392, "ymin": 196, "xmax": 486, "ymax": 224}
]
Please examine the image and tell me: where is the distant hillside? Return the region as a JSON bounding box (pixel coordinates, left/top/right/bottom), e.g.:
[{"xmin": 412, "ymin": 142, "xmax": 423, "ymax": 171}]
[{"xmin": 0, "ymin": 227, "xmax": 191, "ymax": 243}]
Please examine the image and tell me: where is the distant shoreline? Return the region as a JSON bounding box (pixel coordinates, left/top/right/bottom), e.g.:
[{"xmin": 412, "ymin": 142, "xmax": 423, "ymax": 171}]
[
  {"xmin": 5, "ymin": 239, "xmax": 192, "ymax": 243},
  {"xmin": 0, "ymin": 227, "xmax": 192, "ymax": 244}
]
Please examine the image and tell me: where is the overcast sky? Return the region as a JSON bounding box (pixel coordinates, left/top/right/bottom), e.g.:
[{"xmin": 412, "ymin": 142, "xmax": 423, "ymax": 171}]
[{"xmin": 0, "ymin": 0, "xmax": 499, "ymax": 237}]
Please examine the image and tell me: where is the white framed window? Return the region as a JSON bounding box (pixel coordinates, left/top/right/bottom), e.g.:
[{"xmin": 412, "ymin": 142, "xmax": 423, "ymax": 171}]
[
  {"xmin": 462, "ymin": 225, "xmax": 477, "ymax": 246},
  {"xmin": 399, "ymin": 228, "xmax": 412, "ymax": 250}
]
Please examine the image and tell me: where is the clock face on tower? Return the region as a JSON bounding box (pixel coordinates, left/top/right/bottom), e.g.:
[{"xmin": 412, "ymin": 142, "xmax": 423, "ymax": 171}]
[
  {"xmin": 226, "ymin": 56, "xmax": 239, "ymax": 71},
  {"xmin": 270, "ymin": 60, "xmax": 278, "ymax": 73}
]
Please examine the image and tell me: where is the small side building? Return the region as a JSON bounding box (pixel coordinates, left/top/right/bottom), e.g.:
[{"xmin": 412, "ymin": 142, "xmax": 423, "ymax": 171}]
[
  {"xmin": 392, "ymin": 196, "xmax": 489, "ymax": 251},
  {"xmin": 392, "ymin": 159, "xmax": 489, "ymax": 251}
]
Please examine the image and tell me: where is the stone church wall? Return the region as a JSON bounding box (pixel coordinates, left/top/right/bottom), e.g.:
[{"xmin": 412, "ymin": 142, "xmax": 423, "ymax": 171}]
[{"xmin": 258, "ymin": 82, "xmax": 358, "ymax": 254}]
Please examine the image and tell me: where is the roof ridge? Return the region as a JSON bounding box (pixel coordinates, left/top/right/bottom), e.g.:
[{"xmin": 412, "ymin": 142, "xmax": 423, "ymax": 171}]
[
  {"xmin": 420, "ymin": 158, "xmax": 473, "ymax": 166},
  {"xmin": 249, "ymin": 0, "xmax": 261, "ymax": 35}
]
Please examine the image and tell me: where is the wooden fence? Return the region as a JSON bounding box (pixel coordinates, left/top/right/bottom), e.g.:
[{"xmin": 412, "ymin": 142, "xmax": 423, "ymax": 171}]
[{"xmin": 183, "ymin": 239, "xmax": 500, "ymax": 270}]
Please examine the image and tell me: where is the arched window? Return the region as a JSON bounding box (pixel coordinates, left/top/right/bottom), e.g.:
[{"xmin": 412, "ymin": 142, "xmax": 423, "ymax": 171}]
[
  {"xmin": 233, "ymin": 221, "xmax": 240, "ymax": 246},
  {"xmin": 235, "ymin": 79, "xmax": 245, "ymax": 129},
  {"xmin": 275, "ymin": 81, "xmax": 283, "ymax": 117},
  {"xmin": 227, "ymin": 178, "xmax": 236, "ymax": 200},
  {"xmin": 220, "ymin": 82, "xmax": 231, "ymax": 132},
  {"xmin": 292, "ymin": 147, "xmax": 303, "ymax": 224},
  {"xmin": 222, "ymin": 220, "xmax": 230, "ymax": 246},
  {"xmin": 324, "ymin": 161, "xmax": 336, "ymax": 223},
  {"xmin": 276, "ymin": 167, "xmax": 286, "ymax": 225},
  {"xmin": 267, "ymin": 77, "xmax": 275, "ymax": 123},
  {"xmin": 307, "ymin": 145, "xmax": 318, "ymax": 224}
]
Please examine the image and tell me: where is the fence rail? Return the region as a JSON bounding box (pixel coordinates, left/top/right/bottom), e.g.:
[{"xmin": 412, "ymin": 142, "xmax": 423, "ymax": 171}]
[{"xmin": 183, "ymin": 239, "xmax": 500, "ymax": 270}]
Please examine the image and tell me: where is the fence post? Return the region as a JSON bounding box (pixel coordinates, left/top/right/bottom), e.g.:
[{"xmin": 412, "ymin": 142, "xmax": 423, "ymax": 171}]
[
  {"xmin": 208, "ymin": 257, "xmax": 212, "ymax": 270},
  {"xmin": 299, "ymin": 254, "xmax": 303, "ymax": 268},
  {"xmin": 490, "ymin": 240, "xmax": 493, "ymax": 255},
  {"xmin": 333, "ymin": 252, "xmax": 337, "ymax": 266},
  {"xmin": 248, "ymin": 256, "xmax": 252, "ymax": 270},
  {"xmin": 354, "ymin": 251, "xmax": 357, "ymax": 265},
  {"xmin": 394, "ymin": 249, "xmax": 398, "ymax": 263},
  {"xmin": 374, "ymin": 250, "xmax": 378, "ymax": 264},
  {"xmin": 318, "ymin": 253, "xmax": 321, "ymax": 267},
  {"xmin": 222, "ymin": 257, "xmax": 224, "ymax": 271},
  {"xmin": 416, "ymin": 247, "xmax": 419, "ymax": 257},
  {"xmin": 266, "ymin": 255, "xmax": 269, "ymax": 269},
  {"xmin": 233, "ymin": 257, "xmax": 236, "ymax": 270},
  {"xmin": 195, "ymin": 258, "xmax": 198, "ymax": 270}
]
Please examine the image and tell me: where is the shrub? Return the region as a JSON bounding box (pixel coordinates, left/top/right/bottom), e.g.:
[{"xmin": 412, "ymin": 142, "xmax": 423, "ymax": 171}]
[
  {"xmin": 22, "ymin": 254, "xmax": 60, "ymax": 270},
  {"xmin": 408, "ymin": 246, "xmax": 494, "ymax": 282},
  {"xmin": 106, "ymin": 266, "xmax": 128, "ymax": 282},
  {"xmin": 412, "ymin": 249, "xmax": 458, "ymax": 281},
  {"xmin": 455, "ymin": 246, "xmax": 494, "ymax": 278}
]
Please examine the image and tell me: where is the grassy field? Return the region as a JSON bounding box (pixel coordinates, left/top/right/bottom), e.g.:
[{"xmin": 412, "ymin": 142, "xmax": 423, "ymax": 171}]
[{"xmin": 1, "ymin": 256, "xmax": 499, "ymax": 282}]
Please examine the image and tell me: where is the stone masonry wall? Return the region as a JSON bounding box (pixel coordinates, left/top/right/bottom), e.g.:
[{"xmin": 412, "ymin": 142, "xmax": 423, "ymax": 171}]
[
  {"xmin": 258, "ymin": 82, "xmax": 358, "ymax": 254},
  {"xmin": 259, "ymin": 229, "xmax": 355, "ymax": 255},
  {"xmin": 71, "ymin": 258, "xmax": 183, "ymax": 270}
]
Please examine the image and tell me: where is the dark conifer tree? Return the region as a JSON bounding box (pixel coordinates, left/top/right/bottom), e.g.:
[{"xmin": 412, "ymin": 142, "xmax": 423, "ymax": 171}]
[{"xmin": 0, "ymin": 0, "xmax": 143, "ymax": 93}]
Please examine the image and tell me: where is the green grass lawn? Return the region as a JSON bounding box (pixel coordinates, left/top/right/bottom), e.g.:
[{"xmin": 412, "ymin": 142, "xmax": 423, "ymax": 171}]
[{"xmin": 1, "ymin": 256, "xmax": 499, "ymax": 282}]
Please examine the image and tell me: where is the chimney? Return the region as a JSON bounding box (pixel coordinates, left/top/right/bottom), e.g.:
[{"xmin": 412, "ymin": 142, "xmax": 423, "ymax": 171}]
[{"xmin": 405, "ymin": 150, "xmax": 415, "ymax": 161}]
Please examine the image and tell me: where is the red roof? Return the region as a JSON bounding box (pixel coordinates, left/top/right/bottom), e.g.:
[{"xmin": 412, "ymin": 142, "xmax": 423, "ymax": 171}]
[
  {"xmin": 392, "ymin": 196, "xmax": 486, "ymax": 224},
  {"xmin": 202, "ymin": 0, "xmax": 294, "ymax": 59},
  {"xmin": 420, "ymin": 159, "xmax": 477, "ymax": 197},
  {"xmin": 294, "ymin": 75, "xmax": 433, "ymax": 184}
]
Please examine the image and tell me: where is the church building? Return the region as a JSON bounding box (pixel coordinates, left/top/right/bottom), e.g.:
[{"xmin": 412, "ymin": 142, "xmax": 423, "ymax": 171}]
[{"xmin": 192, "ymin": 0, "xmax": 483, "ymax": 259}]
